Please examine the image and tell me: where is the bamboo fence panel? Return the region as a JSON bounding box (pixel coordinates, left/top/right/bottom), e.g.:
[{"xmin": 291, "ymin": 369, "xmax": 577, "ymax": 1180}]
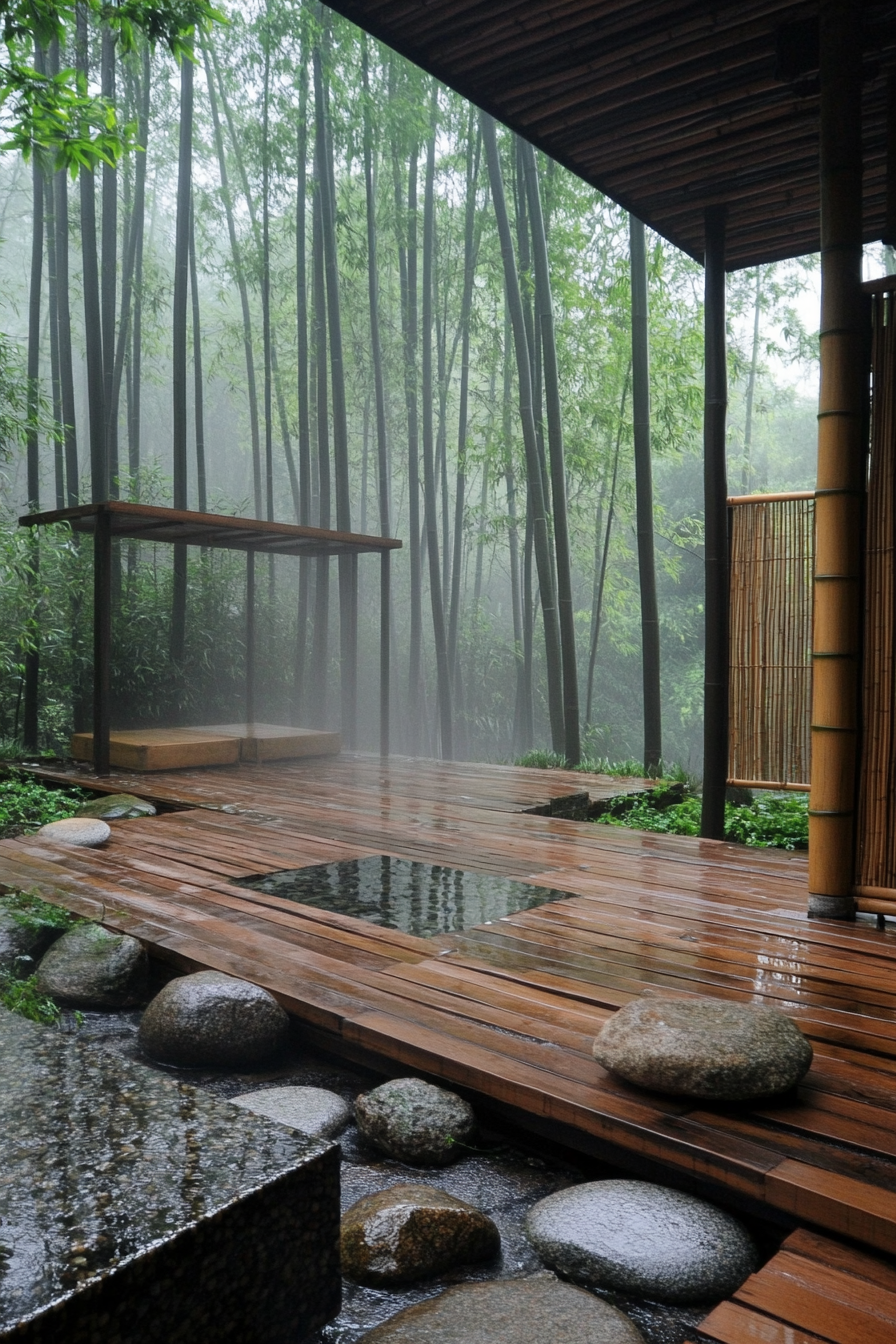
[
  {"xmin": 728, "ymin": 495, "xmax": 814, "ymax": 789},
  {"xmin": 856, "ymin": 292, "xmax": 896, "ymax": 890}
]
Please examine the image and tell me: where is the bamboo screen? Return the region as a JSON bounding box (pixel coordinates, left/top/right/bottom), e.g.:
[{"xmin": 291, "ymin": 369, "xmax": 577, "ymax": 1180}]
[
  {"xmin": 856, "ymin": 291, "xmax": 896, "ymax": 890},
  {"xmin": 728, "ymin": 495, "xmax": 814, "ymax": 789}
]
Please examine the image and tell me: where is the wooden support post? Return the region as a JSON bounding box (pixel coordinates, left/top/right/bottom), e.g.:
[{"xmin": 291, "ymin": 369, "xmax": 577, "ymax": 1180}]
[
  {"xmin": 93, "ymin": 505, "xmax": 112, "ymax": 776},
  {"xmin": 809, "ymin": 0, "xmax": 865, "ymax": 918},
  {"xmin": 349, "ymin": 552, "xmax": 359, "ymax": 749},
  {"xmin": 246, "ymin": 549, "xmax": 256, "ymax": 730},
  {"xmin": 339, "ymin": 553, "xmax": 357, "ymax": 750},
  {"xmin": 701, "ymin": 204, "xmax": 729, "ymax": 839},
  {"xmin": 22, "ymin": 532, "xmax": 39, "ymax": 755},
  {"xmin": 630, "ymin": 214, "xmax": 662, "ymax": 774},
  {"xmin": 380, "ymin": 549, "xmax": 390, "ymax": 757}
]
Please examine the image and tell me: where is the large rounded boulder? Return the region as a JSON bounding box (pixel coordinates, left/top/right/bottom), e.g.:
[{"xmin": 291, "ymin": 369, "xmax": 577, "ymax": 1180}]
[
  {"xmin": 358, "ymin": 1276, "xmax": 646, "ymax": 1343},
  {"xmin": 138, "ymin": 970, "xmax": 289, "ymax": 1068},
  {"xmin": 592, "ymin": 995, "xmax": 813, "ymax": 1100},
  {"xmin": 0, "ymin": 907, "xmax": 60, "ymax": 978},
  {"xmin": 35, "ymin": 922, "xmax": 148, "ymax": 1008},
  {"xmin": 341, "ymin": 1183, "xmax": 500, "ymax": 1285},
  {"xmin": 355, "ymin": 1077, "xmax": 476, "ymax": 1166},
  {"xmin": 525, "ymin": 1180, "xmax": 758, "ymax": 1303}
]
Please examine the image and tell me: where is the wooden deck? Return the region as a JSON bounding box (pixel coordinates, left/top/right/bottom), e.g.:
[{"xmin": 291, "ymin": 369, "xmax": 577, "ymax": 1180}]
[
  {"xmin": 3, "ymin": 754, "xmax": 896, "ymax": 1269},
  {"xmin": 693, "ymin": 1227, "xmax": 896, "ymax": 1343}
]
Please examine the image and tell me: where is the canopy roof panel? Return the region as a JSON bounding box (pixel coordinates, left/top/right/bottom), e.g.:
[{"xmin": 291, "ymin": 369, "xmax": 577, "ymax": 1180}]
[
  {"xmin": 325, "ymin": 0, "xmax": 895, "ymax": 269},
  {"xmin": 21, "ymin": 501, "xmax": 402, "ymax": 557}
]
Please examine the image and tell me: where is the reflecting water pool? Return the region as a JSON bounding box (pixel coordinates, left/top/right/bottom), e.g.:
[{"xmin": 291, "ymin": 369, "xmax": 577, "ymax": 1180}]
[{"xmin": 237, "ymin": 856, "xmax": 569, "ymax": 938}]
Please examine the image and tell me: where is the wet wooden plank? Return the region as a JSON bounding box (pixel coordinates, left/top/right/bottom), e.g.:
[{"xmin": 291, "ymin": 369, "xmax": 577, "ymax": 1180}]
[{"xmin": 1, "ymin": 754, "xmax": 894, "ymax": 1255}]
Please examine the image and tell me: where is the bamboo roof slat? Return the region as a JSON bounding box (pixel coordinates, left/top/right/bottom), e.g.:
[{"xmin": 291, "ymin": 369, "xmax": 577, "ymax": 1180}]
[{"xmin": 324, "ymin": 0, "xmax": 893, "ymax": 269}]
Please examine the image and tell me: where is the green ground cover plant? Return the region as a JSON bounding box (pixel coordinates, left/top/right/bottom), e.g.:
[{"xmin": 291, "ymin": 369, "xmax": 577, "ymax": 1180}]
[
  {"xmin": 0, "ymin": 892, "xmax": 79, "ymax": 1025},
  {"xmin": 0, "ymin": 772, "xmax": 91, "ymax": 839},
  {"xmin": 515, "ymin": 749, "xmax": 680, "ymax": 779},
  {"xmin": 597, "ymin": 789, "xmax": 808, "ymax": 851},
  {"xmin": 1, "ymin": 889, "xmax": 77, "ymax": 934},
  {"xmin": 0, "ymin": 971, "xmax": 62, "ymax": 1026}
]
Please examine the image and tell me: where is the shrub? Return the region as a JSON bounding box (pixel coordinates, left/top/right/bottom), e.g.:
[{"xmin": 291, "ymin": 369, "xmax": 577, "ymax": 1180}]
[
  {"xmin": 596, "ymin": 791, "xmax": 808, "ymax": 850},
  {"xmin": 0, "ymin": 772, "xmax": 90, "ymax": 838}
]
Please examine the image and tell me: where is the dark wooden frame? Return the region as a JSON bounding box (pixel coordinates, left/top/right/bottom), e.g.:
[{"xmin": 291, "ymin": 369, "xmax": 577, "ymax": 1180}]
[{"xmin": 19, "ymin": 501, "xmax": 401, "ymax": 775}]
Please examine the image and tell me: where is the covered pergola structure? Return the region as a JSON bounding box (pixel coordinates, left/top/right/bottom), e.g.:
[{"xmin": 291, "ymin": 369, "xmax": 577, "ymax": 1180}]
[
  {"xmin": 20, "ymin": 501, "xmax": 401, "ymax": 775},
  {"xmin": 321, "ymin": 0, "xmax": 894, "ymax": 919}
]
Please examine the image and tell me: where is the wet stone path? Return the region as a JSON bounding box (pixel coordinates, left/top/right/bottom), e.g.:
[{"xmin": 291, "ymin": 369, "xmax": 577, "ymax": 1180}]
[{"xmin": 72, "ymin": 1008, "xmax": 725, "ymax": 1344}]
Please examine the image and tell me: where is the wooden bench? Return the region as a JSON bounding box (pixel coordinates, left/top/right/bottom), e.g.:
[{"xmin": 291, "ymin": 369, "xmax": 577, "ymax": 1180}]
[
  {"xmin": 70, "ymin": 724, "xmax": 340, "ymax": 770},
  {"xmin": 198, "ymin": 723, "xmax": 341, "ymax": 762},
  {"xmin": 71, "ymin": 728, "xmax": 240, "ymax": 771}
]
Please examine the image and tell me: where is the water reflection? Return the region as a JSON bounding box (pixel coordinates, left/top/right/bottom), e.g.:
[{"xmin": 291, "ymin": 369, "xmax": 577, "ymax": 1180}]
[{"xmin": 239, "ymin": 857, "xmax": 569, "ymax": 938}]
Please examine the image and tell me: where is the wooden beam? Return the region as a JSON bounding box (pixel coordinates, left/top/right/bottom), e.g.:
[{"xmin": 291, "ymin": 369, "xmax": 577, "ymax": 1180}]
[
  {"xmin": 701, "ymin": 204, "xmax": 729, "ymax": 839},
  {"xmin": 808, "ymin": 0, "xmax": 865, "ymax": 919}
]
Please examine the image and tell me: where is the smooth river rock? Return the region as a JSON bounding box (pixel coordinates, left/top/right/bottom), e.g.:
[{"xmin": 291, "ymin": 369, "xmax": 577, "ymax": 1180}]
[
  {"xmin": 0, "ymin": 908, "xmax": 60, "ymax": 977},
  {"xmin": 525, "ymin": 1180, "xmax": 758, "ymax": 1303},
  {"xmin": 358, "ymin": 1275, "xmax": 646, "ymax": 1343},
  {"xmin": 341, "ymin": 1183, "xmax": 500, "ymax": 1286},
  {"xmin": 138, "ymin": 970, "xmax": 290, "ymax": 1068},
  {"xmin": 592, "ymin": 995, "xmax": 813, "ymax": 1100},
  {"xmin": 36, "ymin": 817, "xmax": 110, "ymax": 847},
  {"xmin": 35, "ymin": 923, "xmax": 149, "ymax": 1008},
  {"xmin": 232, "ymin": 1085, "xmax": 351, "ymax": 1138},
  {"xmin": 355, "ymin": 1078, "xmax": 476, "ymax": 1166},
  {"xmin": 76, "ymin": 792, "xmax": 156, "ymax": 819}
]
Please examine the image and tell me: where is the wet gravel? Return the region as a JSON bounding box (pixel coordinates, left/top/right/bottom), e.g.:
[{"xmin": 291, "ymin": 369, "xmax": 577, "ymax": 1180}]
[{"xmin": 67, "ymin": 1006, "xmax": 731, "ymax": 1344}]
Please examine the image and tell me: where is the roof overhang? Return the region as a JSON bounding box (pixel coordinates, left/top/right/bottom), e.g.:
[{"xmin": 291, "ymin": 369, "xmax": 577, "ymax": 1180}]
[{"xmin": 324, "ymin": 0, "xmax": 895, "ymax": 269}]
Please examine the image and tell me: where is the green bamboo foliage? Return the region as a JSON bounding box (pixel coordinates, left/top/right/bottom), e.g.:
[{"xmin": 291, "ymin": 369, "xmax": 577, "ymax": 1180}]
[{"xmin": 0, "ymin": 2, "xmax": 818, "ymax": 768}]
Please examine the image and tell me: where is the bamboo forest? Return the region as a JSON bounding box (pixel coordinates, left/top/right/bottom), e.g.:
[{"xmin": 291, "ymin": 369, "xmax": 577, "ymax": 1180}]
[{"xmin": 0, "ymin": 1, "xmax": 822, "ymax": 772}]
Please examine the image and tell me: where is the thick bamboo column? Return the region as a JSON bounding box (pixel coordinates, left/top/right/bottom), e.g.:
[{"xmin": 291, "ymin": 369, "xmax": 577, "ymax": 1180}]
[
  {"xmin": 701, "ymin": 205, "xmax": 729, "ymax": 839},
  {"xmin": 809, "ymin": 0, "xmax": 865, "ymax": 918}
]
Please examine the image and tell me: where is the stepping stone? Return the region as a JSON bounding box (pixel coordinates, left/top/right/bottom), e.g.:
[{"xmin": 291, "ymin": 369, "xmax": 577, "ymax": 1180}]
[
  {"xmin": 36, "ymin": 817, "xmax": 110, "ymax": 847},
  {"xmin": 358, "ymin": 1276, "xmax": 645, "ymax": 1343},
  {"xmin": 592, "ymin": 995, "xmax": 813, "ymax": 1100},
  {"xmin": 341, "ymin": 1183, "xmax": 500, "ymax": 1285},
  {"xmin": 355, "ymin": 1077, "xmax": 476, "ymax": 1166},
  {"xmin": 525, "ymin": 1179, "xmax": 758, "ymax": 1303},
  {"xmin": 35, "ymin": 923, "xmax": 149, "ymax": 1008},
  {"xmin": 231, "ymin": 1085, "xmax": 351, "ymax": 1138},
  {"xmin": 77, "ymin": 792, "xmax": 156, "ymax": 819},
  {"xmin": 138, "ymin": 970, "xmax": 290, "ymax": 1068}
]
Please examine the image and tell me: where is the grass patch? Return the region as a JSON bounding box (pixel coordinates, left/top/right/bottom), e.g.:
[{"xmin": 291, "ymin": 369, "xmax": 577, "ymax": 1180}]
[
  {"xmin": 0, "ymin": 771, "xmax": 91, "ymax": 839},
  {"xmin": 597, "ymin": 789, "xmax": 808, "ymax": 851},
  {"xmin": 1, "ymin": 889, "xmax": 77, "ymax": 934},
  {"xmin": 0, "ymin": 971, "xmax": 62, "ymax": 1025},
  {"xmin": 514, "ymin": 750, "xmax": 691, "ymax": 783},
  {"xmin": 0, "ymin": 893, "xmax": 79, "ymax": 1026}
]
